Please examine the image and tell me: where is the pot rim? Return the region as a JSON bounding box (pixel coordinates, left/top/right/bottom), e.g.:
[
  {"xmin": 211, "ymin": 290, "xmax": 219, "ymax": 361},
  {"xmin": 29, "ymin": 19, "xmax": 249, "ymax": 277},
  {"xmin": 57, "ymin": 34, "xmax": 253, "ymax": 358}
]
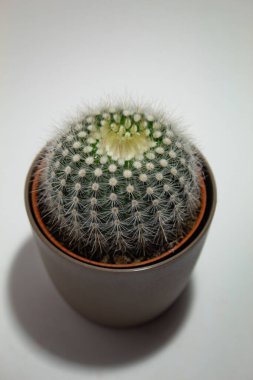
[{"xmin": 24, "ymin": 150, "xmax": 217, "ymax": 273}]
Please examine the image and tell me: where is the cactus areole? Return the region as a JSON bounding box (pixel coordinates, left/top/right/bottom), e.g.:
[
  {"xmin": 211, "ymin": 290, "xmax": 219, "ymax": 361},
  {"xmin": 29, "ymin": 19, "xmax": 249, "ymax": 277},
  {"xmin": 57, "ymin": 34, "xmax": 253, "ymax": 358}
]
[{"xmin": 32, "ymin": 104, "xmax": 207, "ymax": 267}]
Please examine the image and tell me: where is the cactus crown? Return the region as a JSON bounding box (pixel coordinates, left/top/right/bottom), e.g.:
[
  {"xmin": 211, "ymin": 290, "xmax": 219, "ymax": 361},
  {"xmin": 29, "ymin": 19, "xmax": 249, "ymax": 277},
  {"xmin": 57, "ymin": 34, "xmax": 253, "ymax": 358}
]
[{"xmin": 38, "ymin": 103, "xmax": 202, "ymax": 264}]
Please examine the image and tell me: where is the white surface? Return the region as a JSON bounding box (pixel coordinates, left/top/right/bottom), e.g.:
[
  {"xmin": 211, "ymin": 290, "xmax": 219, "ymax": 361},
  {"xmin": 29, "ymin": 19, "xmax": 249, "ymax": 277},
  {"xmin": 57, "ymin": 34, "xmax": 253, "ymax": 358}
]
[{"xmin": 1, "ymin": 0, "xmax": 253, "ymax": 379}]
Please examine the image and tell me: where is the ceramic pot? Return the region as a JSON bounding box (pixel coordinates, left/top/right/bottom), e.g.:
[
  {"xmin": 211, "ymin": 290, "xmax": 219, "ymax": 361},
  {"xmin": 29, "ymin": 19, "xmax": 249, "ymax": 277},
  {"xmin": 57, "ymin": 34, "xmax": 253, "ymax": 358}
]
[{"xmin": 25, "ymin": 151, "xmax": 216, "ymax": 327}]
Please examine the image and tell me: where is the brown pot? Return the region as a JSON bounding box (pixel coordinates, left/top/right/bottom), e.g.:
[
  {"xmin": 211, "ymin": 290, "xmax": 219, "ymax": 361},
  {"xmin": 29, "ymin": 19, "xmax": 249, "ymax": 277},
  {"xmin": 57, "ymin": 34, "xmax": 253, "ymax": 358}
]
[{"xmin": 25, "ymin": 151, "xmax": 216, "ymax": 327}]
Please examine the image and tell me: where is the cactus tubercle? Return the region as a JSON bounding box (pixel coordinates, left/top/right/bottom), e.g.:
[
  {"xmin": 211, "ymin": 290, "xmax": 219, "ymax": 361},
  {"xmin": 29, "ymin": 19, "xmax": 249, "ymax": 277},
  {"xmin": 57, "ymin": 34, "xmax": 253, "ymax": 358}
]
[{"xmin": 37, "ymin": 103, "xmax": 203, "ymax": 264}]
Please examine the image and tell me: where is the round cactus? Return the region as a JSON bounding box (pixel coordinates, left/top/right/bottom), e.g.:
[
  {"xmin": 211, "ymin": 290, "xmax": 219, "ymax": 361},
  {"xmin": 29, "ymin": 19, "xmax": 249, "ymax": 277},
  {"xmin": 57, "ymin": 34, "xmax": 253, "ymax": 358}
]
[{"xmin": 38, "ymin": 103, "xmax": 202, "ymax": 264}]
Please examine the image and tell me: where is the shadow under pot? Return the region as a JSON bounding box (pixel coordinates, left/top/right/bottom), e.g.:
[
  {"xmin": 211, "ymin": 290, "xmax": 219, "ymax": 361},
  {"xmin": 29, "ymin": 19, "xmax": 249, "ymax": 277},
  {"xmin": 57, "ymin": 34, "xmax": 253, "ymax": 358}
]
[{"xmin": 25, "ymin": 151, "xmax": 216, "ymax": 328}]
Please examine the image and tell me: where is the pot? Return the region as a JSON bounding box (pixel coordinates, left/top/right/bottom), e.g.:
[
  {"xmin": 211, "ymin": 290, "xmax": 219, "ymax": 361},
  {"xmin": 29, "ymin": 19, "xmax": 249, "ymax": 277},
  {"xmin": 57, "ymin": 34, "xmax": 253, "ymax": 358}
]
[{"xmin": 25, "ymin": 151, "xmax": 216, "ymax": 327}]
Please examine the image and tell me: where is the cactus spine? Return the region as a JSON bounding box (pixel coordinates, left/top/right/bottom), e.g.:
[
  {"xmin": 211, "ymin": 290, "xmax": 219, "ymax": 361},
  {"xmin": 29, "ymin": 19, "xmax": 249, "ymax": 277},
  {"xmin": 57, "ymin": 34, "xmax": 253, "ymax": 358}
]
[{"xmin": 38, "ymin": 103, "xmax": 202, "ymax": 264}]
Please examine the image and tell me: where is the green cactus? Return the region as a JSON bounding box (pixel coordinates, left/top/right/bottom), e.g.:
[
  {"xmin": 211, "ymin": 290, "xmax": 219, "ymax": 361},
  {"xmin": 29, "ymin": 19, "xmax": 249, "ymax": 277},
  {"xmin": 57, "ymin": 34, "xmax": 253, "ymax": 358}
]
[{"xmin": 38, "ymin": 103, "xmax": 202, "ymax": 264}]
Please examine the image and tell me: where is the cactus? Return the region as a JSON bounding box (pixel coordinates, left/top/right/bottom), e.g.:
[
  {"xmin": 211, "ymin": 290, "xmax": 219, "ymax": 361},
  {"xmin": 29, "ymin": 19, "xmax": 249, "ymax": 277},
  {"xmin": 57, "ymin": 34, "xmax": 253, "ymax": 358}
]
[{"xmin": 38, "ymin": 103, "xmax": 202, "ymax": 264}]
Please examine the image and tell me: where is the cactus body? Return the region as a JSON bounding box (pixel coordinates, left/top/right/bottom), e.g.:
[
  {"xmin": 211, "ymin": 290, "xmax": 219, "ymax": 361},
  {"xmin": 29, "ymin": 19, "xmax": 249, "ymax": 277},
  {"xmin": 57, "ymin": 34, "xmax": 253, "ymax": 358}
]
[{"xmin": 39, "ymin": 104, "xmax": 202, "ymax": 263}]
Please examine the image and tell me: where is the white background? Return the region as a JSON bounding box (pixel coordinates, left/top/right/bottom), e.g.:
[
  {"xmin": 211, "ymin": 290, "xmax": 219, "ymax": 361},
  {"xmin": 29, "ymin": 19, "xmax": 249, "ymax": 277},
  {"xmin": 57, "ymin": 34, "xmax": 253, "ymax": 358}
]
[{"xmin": 1, "ymin": 0, "xmax": 253, "ymax": 379}]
